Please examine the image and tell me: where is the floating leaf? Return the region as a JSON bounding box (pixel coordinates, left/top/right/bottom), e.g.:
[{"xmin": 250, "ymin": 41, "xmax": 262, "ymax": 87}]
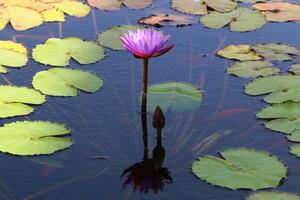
[
  {"xmin": 32, "ymin": 38, "xmax": 105, "ymax": 67},
  {"xmin": 245, "ymin": 75, "xmax": 300, "ymax": 103},
  {"xmin": 200, "ymin": 7, "xmax": 266, "ymax": 32},
  {"xmin": 227, "ymin": 61, "xmax": 279, "ymax": 78},
  {"xmin": 97, "ymin": 25, "xmax": 140, "ymax": 50},
  {"xmin": 32, "ymin": 68, "xmax": 104, "ymax": 97},
  {"xmin": 0, "ymin": 85, "xmax": 46, "ymax": 118},
  {"xmin": 289, "ymin": 63, "xmax": 300, "ymax": 75},
  {"xmin": 204, "ymin": 0, "xmax": 237, "ymax": 13},
  {"xmin": 253, "ymin": 2, "xmax": 300, "ymax": 22},
  {"xmin": 290, "ymin": 145, "xmax": 300, "ymax": 158},
  {"xmin": 87, "ymin": 0, "xmax": 152, "ymax": 11},
  {"xmin": 0, "ymin": 41, "xmax": 28, "ymax": 72},
  {"xmin": 257, "ymin": 102, "xmax": 300, "ymax": 134},
  {"xmin": 0, "ymin": 121, "xmax": 72, "ymax": 156},
  {"xmin": 171, "ymin": 0, "xmax": 207, "ymax": 15},
  {"xmin": 252, "ymin": 43, "xmax": 300, "ymax": 61},
  {"xmin": 147, "ymin": 82, "xmax": 203, "ymax": 112},
  {"xmin": 138, "ymin": 14, "xmax": 197, "ymax": 27},
  {"xmin": 247, "ymin": 191, "xmax": 300, "ymax": 200},
  {"xmin": 287, "ymin": 130, "xmax": 300, "ymax": 142},
  {"xmin": 51, "ymin": 0, "xmax": 90, "ymax": 17},
  {"xmin": 192, "ymin": 148, "xmax": 287, "ymax": 190},
  {"xmin": 217, "ymin": 45, "xmax": 262, "ymax": 61},
  {"xmin": 0, "ymin": 0, "xmax": 90, "ymax": 31}
]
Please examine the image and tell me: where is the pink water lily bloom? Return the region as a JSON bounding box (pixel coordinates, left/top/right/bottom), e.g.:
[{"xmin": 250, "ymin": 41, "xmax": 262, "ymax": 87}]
[{"xmin": 120, "ymin": 29, "xmax": 174, "ymax": 59}]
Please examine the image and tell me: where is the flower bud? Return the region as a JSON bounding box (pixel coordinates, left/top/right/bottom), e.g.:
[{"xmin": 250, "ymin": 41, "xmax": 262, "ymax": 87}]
[{"xmin": 152, "ymin": 106, "xmax": 165, "ymax": 129}]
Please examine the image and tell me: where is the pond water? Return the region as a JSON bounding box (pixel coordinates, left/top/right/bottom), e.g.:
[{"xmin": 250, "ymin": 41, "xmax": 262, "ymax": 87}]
[{"xmin": 1, "ymin": 0, "xmax": 300, "ymax": 199}]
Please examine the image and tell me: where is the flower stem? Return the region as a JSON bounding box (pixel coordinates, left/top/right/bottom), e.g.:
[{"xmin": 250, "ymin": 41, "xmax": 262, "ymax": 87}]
[{"xmin": 141, "ymin": 58, "xmax": 149, "ymax": 114}]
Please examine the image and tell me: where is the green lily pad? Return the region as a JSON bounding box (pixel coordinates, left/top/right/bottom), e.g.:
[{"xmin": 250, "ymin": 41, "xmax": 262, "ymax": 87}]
[
  {"xmin": 245, "ymin": 75, "xmax": 300, "ymax": 103},
  {"xmin": 227, "ymin": 61, "xmax": 279, "ymax": 78},
  {"xmin": 204, "ymin": 0, "xmax": 237, "ymax": 13},
  {"xmin": 289, "ymin": 63, "xmax": 300, "ymax": 75},
  {"xmin": 290, "ymin": 145, "xmax": 300, "ymax": 158},
  {"xmin": 200, "ymin": 7, "xmax": 266, "ymax": 32},
  {"xmin": 171, "ymin": 0, "xmax": 207, "ymax": 15},
  {"xmin": 0, "ymin": 85, "xmax": 46, "ymax": 118},
  {"xmin": 0, "ymin": 121, "xmax": 72, "ymax": 156},
  {"xmin": 32, "ymin": 38, "xmax": 105, "ymax": 67},
  {"xmin": 147, "ymin": 82, "xmax": 203, "ymax": 112},
  {"xmin": 252, "ymin": 43, "xmax": 300, "ymax": 61},
  {"xmin": 97, "ymin": 25, "xmax": 140, "ymax": 50},
  {"xmin": 287, "ymin": 130, "xmax": 300, "ymax": 142},
  {"xmin": 217, "ymin": 45, "xmax": 262, "ymax": 61},
  {"xmin": 257, "ymin": 102, "xmax": 300, "ymax": 134},
  {"xmin": 0, "ymin": 41, "xmax": 28, "ymax": 73},
  {"xmin": 192, "ymin": 148, "xmax": 287, "ymax": 190},
  {"xmin": 247, "ymin": 191, "xmax": 300, "ymax": 200},
  {"xmin": 32, "ymin": 68, "xmax": 104, "ymax": 97}
]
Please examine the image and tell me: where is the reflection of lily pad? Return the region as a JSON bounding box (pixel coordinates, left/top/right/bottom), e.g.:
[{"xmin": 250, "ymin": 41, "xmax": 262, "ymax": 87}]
[
  {"xmin": 98, "ymin": 25, "xmax": 140, "ymax": 50},
  {"xmin": 245, "ymin": 75, "xmax": 300, "ymax": 103},
  {"xmin": 171, "ymin": 0, "xmax": 207, "ymax": 15},
  {"xmin": 32, "ymin": 38, "xmax": 105, "ymax": 67},
  {"xmin": 247, "ymin": 191, "xmax": 300, "ymax": 200},
  {"xmin": 252, "ymin": 43, "xmax": 300, "ymax": 61},
  {"xmin": 227, "ymin": 61, "xmax": 279, "ymax": 78},
  {"xmin": 0, "ymin": 85, "xmax": 46, "ymax": 118},
  {"xmin": 0, "ymin": 121, "xmax": 72, "ymax": 156},
  {"xmin": 217, "ymin": 45, "xmax": 262, "ymax": 61},
  {"xmin": 257, "ymin": 102, "xmax": 300, "ymax": 134},
  {"xmin": 200, "ymin": 7, "xmax": 266, "ymax": 32},
  {"xmin": 0, "ymin": 41, "xmax": 28, "ymax": 73},
  {"xmin": 192, "ymin": 148, "xmax": 287, "ymax": 190},
  {"xmin": 32, "ymin": 68, "xmax": 104, "ymax": 97},
  {"xmin": 147, "ymin": 82, "xmax": 203, "ymax": 112}
]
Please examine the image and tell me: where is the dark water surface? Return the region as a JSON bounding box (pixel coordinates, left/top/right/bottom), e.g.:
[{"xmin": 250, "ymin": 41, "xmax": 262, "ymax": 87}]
[{"xmin": 1, "ymin": 0, "xmax": 300, "ymax": 199}]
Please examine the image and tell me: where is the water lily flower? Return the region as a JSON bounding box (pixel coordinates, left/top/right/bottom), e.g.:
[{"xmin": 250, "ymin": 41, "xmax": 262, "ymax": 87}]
[
  {"xmin": 120, "ymin": 29, "xmax": 174, "ymax": 59},
  {"xmin": 120, "ymin": 29, "xmax": 174, "ymax": 113}
]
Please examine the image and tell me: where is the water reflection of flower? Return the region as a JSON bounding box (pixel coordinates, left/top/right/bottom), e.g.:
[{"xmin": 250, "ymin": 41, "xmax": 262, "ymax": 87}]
[{"xmin": 121, "ymin": 106, "xmax": 173, "ymax": 193}]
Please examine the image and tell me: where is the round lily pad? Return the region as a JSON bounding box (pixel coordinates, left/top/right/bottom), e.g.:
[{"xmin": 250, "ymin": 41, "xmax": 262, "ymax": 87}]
[
  {"xmin": 287, "ymin": 130, "xmax": 300, "ymax": 142},
  {"xmin": 252, "ymin": 43, "xmax": 300, "ymax": 61},
  {"xmin": 200, "ymin": 7, "xmax": 266, "ymax": 32},
  {"xmin": 171, "ymin": 0, "xmax": 207, "ymax": 15},
  {"xmin": 289, "ymin": 63, "xmax": 300, "ymax": 75},
  {"xmin": 217, "ymin": 45, "xmax": 262, "ymax": 61},
  {"xmin": 204, "ymin": 0, "xmax": 237, "ymax": 13},
  {"xmin": 0, "ymin": 0, "xmax": 90, "ymax": 31},
  {"xmin": 192, "ymin": 148, "xmax": 287, "ymax": 190},
  {"xmin": 88, "ymin": 0, "xmax": 152, "ymax": 10},
  {"xmin": 290, "ymin": 145, "xmax": 300, "ymax": 158},
  {"xmin": 0, "ymin": 121, "xmax": 72, "ymax": 156},
  {"xmin": 147, "ymin": 82, "xmax": 203, "ymax": 112},
  {"xmin": 245, "ymin": 75, "xmax": 300, "ymax": 103},
  {"xmin": 247, "ymin": 191, "xmax": 300, "ymax": 200},
  {"xmin": 32, "ymin": 68, "xmax": 104, "ymax": 97},
  {"xmin": 0, "ymin": 41, "xmax": 28, "ymax": 73},
  {"xmin": 256, "ymin": 102, "xmax": 300, "ymax": 134},
  {"xmin": 227, "ymin": 61, "xmax": 279, "ymax": 78},
  {"xmin": 0, "ymin": 85, "xmax": 46, "ymax": 118},
  {"xmin": 98, "ymin": 25, "xmax": 140, "ymax": 50},
  {"xmin": 32, "ymin": 38, "xmax": 105, "ymax": 67}
]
